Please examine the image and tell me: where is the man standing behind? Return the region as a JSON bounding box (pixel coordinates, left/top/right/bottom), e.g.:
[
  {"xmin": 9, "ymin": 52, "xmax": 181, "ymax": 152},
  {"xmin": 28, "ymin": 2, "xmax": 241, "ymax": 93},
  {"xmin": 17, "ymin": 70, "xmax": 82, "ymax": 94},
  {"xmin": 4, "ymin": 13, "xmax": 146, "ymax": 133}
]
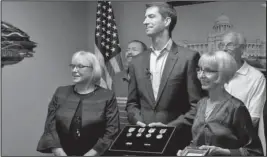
[
  {"xmin": 126, "ymin": 2, "xmax": 204, "ymax": 130},
  {"xmin": 112, "ymin": 40, "xmax": 147, "ymax": 128},
  {"xmin": 112, "ymin": 40, "xmax": 147, "ymax": 98},
  {"xmin": 220, "ymin": 31, "xmax": 266, "ymax": 129}
]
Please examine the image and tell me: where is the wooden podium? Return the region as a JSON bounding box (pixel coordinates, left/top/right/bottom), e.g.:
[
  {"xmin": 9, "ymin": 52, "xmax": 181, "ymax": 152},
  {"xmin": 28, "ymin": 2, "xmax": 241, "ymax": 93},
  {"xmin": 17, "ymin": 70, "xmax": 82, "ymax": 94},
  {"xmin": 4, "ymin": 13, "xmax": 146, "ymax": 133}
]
[{"xmin": 107, "ymin": 125, "xmax": 180, "ymax": 156}]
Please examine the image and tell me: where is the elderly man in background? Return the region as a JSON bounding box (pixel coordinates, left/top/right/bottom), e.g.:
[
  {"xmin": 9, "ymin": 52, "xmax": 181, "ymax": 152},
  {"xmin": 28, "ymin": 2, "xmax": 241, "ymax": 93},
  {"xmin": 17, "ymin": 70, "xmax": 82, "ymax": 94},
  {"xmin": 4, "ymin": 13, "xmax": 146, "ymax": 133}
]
[{"xmin": 219, "ymin": 31, "xmax": 266, "ymax": 129}]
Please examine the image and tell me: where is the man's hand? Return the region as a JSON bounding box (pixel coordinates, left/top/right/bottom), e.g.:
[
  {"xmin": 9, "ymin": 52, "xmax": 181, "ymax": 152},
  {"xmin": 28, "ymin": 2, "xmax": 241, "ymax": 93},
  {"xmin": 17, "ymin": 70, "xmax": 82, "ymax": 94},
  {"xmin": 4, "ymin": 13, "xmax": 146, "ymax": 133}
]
[
  {"xmin": 148, "ymin": 122, "xmax": 167, "ymax": 127},
  {"xmin": 52, "ymin": 148, "xmax": 67, "ymax": 156},
  {"xmin": 84, "ymin": 149, "xmax": 98, "ymax": 156},
  {"xmin": 136, "ymin": 121, "xmax": 146, "ymax": 127},
  {"xmin": 199, "ymin": 145, "xmax": 230, "ymax": 156}
]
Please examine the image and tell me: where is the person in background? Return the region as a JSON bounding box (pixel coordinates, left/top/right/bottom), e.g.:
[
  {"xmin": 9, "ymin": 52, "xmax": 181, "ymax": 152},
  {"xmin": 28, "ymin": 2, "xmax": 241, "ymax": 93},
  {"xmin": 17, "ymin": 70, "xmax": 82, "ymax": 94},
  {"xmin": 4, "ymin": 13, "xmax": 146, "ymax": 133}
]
[
  {"xmin": 37, "ymin": 51, "xmax": 120, "ymax": 156},
  {"xmin": 112, "ymin": 40, "xmax": 147, "ymax": 98},
  {"xmin": 112, "ymin": 40, "xmax": 147, "ymax": 128},
  {"xmin": 177, "ymin": 50, "xmax": 263, "ymax": 156},
  {"xmin": 220, "ymin": 31, "xmax": 266, "ymax": 129}
]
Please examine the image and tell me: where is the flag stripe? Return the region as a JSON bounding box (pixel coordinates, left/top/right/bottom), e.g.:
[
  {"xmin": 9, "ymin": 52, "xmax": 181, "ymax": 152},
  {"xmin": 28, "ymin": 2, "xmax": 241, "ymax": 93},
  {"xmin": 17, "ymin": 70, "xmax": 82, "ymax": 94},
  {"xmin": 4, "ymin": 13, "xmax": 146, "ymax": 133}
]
[
  {"xmin": 94, "ymin": 43, "xmax": 113, "ymax": 89},
  {"xmin": 110, "ymin": 57, "xmax": 121, "ymax": 73},
  {"xmin": 94, "ymin": 43, "xmax": 109, "ymax": 89}
]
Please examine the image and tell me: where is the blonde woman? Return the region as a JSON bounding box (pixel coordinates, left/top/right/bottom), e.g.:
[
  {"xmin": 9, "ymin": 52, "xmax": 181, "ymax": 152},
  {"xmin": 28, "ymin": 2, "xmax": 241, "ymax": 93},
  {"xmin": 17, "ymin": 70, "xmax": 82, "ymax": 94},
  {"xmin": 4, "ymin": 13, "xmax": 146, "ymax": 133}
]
[
  {"xmin": 177, "ymin": 51, "xmax": 262, "ymax": 156},
  {"xmin": 37, "ymin": 51, "xmax": 120, "ymax": 156}
]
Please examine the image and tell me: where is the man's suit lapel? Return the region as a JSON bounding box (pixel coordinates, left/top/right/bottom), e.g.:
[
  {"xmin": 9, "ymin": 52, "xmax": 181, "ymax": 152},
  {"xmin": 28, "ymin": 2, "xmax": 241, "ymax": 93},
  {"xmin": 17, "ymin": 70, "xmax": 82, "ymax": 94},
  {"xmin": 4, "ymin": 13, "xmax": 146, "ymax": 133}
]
[
  {"xmin": 155, "ymin": 43, "xmax": 179, "ymax": 104},
  {"xmin": 143, "ymin": 49, "xmax": 156, "ymax": 104}
]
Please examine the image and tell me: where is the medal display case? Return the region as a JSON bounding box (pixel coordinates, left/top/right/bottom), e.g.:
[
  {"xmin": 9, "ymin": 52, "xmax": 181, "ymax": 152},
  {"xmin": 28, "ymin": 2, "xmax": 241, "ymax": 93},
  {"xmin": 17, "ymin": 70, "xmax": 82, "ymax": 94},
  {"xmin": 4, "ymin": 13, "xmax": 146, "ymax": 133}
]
[{"xmin": 108, "ymin": 125, "xmax": 177, "ymax": 156}]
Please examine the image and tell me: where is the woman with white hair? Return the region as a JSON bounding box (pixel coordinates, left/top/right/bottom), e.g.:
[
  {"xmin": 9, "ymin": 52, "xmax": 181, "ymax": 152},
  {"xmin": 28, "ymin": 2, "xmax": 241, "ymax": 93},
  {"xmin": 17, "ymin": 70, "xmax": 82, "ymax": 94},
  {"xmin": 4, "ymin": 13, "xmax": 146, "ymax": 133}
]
[
  {"xmin": 37, "ymin": 51, "xmax": 120, "ymax": 156},
  {"xmin": 177, "ymin": 51, "xmax": 263, "ymax": 156}
]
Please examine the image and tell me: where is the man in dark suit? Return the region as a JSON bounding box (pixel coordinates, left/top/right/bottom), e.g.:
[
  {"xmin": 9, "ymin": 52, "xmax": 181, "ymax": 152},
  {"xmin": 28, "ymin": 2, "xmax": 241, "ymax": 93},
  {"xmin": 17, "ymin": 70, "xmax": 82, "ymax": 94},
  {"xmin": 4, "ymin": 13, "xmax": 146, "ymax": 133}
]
[
  {"xmin": 126, "ymin": 2, "xmax": 204, "ymax": 132},
  {"xmin": 112, "ymin": 40, "xmax": 147, "ymax": 98},
  {"xmin": 112, "ymin": 40, "xmax": 147, "ymax": 128}
]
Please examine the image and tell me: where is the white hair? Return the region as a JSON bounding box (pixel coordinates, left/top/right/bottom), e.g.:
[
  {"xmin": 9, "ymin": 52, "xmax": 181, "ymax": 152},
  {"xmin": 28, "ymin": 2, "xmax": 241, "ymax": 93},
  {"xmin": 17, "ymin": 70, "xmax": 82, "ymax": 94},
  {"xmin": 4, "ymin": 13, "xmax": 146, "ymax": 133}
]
[
  {"xmin": 72, "ymin": 51, "xmax": 102, "ymax": 84},
  {"xmin": 198, "ymin": 50, "xmax": 237, "ymax": 84}
]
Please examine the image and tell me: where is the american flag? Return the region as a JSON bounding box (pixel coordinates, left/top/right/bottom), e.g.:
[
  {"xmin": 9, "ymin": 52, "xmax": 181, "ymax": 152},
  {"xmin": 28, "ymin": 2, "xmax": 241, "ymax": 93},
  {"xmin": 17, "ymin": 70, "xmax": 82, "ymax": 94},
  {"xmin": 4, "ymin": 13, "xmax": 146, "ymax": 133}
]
[{"xmin": 94, "ymin": 1, "xmax": 123, "ymax": 89}]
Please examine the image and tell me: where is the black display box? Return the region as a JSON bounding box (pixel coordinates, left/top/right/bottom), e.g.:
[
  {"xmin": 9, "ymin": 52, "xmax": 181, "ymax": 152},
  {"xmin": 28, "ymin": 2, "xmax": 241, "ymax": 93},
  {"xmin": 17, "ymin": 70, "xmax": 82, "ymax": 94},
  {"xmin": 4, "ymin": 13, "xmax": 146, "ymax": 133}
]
[{"xmin": 108, "ymin": 125, "xmax": 177, "ymax": 156}]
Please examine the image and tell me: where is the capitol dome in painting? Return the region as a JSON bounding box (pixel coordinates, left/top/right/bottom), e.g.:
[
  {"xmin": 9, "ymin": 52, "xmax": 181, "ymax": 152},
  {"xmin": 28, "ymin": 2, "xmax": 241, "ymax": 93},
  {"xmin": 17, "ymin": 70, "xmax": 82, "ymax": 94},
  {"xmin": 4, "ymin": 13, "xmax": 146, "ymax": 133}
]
[{"xmin": 215, "ymin": 14, "xmax": 230, "ymax": 24}]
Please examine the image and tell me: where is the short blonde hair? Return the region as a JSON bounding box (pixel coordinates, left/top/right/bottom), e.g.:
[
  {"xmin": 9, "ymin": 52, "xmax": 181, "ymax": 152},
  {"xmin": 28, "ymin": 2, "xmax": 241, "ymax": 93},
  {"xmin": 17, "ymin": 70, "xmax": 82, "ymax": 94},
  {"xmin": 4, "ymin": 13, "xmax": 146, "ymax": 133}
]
[
  {"xmin": 198, "ymin": 50, "xmax": 237, "ymax": 84},
  {"xmin": 72, "ymin": 51, "xmax": 102, "ymax": 84}
]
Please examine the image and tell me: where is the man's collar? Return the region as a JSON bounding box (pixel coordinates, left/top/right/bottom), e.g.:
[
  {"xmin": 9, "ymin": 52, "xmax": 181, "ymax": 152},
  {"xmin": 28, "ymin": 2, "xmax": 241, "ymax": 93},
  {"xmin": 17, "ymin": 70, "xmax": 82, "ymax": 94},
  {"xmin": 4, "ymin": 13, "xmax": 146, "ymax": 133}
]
[
  {"xmin": 236, "ymin": 61, "xmax": 249, "ymax": 75},
  {"xmin": 150, "ymin": 38, "xmax": 173, "ymax": 52}
]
